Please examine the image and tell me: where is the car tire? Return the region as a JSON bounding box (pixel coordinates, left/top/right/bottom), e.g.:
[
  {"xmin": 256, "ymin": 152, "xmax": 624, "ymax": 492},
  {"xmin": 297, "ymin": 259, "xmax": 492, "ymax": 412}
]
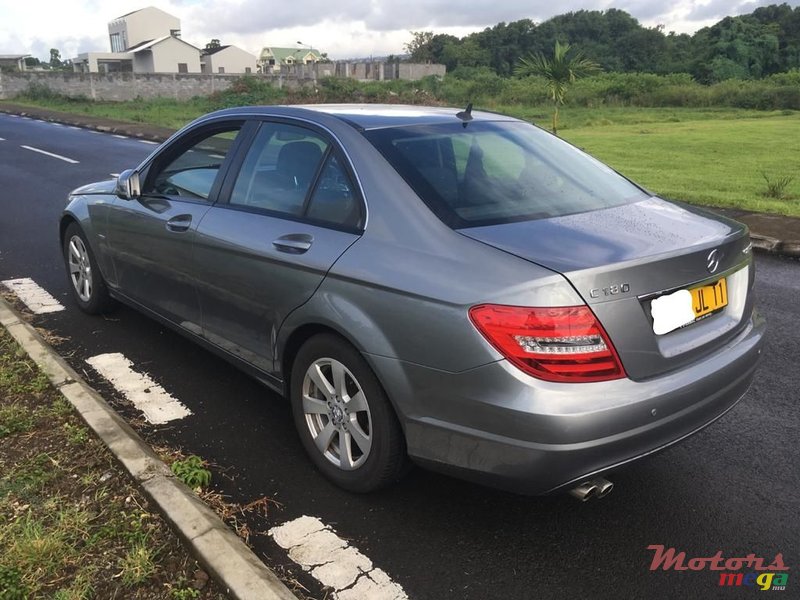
[
  {"xmin": 63, "ymin": 222, "xmax": 114, "ymax": 314},
  {"xmin": 291, "ymin": 333, "xmax": 407, "ymax": 492}
]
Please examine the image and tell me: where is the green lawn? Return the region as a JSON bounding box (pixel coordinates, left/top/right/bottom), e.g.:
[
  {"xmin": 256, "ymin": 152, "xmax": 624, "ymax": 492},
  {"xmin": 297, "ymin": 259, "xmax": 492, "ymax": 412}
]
[{"xmin": 559, "ymin": 112, "xmax": 800, "ymax": 216}]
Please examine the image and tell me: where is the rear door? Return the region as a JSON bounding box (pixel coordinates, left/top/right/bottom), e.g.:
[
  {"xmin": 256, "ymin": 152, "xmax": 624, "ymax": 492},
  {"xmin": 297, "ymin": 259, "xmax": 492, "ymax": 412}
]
[
  {"xmin": 105, "ymin": 121, "xmax": 248, "ymax": 328},
  {"xmin": 193, "ymin": 120, "xmax": 364, "ymax": 374}
]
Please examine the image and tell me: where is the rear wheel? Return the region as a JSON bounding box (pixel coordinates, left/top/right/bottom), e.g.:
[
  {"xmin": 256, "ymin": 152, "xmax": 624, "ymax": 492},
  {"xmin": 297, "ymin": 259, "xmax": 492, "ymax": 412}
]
[
  {"xmin": 291, "ymin": 334, "xmax": 407, "ymax": 492},
  {"xmin": 63, "ymin": 222, "xmax": 114, "ymax": 314}
]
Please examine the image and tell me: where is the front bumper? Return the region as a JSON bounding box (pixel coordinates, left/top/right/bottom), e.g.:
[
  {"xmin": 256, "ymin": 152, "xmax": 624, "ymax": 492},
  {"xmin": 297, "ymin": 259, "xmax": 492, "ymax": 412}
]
[{"xmin": 367, "ymin": 311, "xmax": 765, "ymax": 495}]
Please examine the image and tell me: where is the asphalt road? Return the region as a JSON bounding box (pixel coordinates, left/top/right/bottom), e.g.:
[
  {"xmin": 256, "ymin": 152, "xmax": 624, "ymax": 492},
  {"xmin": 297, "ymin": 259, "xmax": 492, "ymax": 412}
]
[{"xmin": 1, "ymin": 113, "xmax": 798, "ymax": 599}]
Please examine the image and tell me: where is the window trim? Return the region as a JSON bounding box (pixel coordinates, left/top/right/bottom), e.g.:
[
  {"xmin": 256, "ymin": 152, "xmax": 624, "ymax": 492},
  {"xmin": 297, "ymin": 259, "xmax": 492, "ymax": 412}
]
[
  {"xmin": 139, "ymin": 119, "xmax": 255, "ymax": 205},
  {"xmin": 215, "ymin": 118, "xmax": 366, "ymax": 234}
]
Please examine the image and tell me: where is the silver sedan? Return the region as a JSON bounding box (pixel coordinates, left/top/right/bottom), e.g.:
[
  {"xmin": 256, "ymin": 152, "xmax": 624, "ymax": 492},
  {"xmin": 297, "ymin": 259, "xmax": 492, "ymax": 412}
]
[{"xmin": 61, "ymin": 104, "xmax": 765, "ymax": 499}]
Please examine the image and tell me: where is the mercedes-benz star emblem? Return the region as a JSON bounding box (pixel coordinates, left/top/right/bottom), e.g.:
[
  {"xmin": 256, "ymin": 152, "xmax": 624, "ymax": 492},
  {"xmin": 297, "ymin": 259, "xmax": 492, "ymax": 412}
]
[{"xmin": 707, "ymin": 249, "xmax": 720, "ymax": 273}]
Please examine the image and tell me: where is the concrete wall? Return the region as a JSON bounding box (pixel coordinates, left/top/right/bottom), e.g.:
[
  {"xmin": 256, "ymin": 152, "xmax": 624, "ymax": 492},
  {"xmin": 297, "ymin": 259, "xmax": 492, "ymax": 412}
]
[
  {"xmin": 0, "ymin": 62, "xmax": 446, "ymax": 101},
  {"xmin": 0, "ymin": 72, "xmax": 246, "ymax": 101}
]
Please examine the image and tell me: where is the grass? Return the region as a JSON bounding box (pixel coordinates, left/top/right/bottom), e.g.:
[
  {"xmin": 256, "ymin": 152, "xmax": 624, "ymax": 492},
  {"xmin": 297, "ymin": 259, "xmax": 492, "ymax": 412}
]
[
  {"xmin": 0, "ymin": 328, "xmax": 226, "ymax": 599},
  {"xmin": 559, "ymin": 112, "xmax": 800, "ymax": 216}
]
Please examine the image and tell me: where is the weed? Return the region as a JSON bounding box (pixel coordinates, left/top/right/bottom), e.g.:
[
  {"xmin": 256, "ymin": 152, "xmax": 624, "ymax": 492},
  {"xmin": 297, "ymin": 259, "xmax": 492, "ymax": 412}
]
[
  {"xmin": 0, "ymin": 403, "xmax": 35, "ymax": 438},
  {"xmin": 118, "ymin": 543, "xmax": 156, "ymax": 587},
  {"xmin": 52, "ymin": 570, "xmax": 95, "ymax": 599},
  {"xmin": 0, "ymin": 453, "xmax": 58, "ymax": 500},
  {"xmin": 171, "ymin": 456, "xmax": 212, "ymax": 489},
  {"xmin": 62, "ymin": 422, "xmax": 90, "ymax": 445},
  {"xmin": 0, "ymin": 564, "xmax": 30, "ymax": 600},
  {"xmin": 47, "ymin": 398, "xmax": 74, "ymax": 419},
  {"xmin": 170, "ymin": 578, "xmax": 201, "ymax": 599},
  {"xmin": 761, "ymin": 172, "xmax": 795, "ymax": 199}
]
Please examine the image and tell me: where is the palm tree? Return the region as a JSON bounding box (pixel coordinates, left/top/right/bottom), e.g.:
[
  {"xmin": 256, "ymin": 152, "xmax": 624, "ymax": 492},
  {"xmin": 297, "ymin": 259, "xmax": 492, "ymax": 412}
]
[{"xmin": 515, "ymin": 41, "xmax": 601, "ymax": 135}]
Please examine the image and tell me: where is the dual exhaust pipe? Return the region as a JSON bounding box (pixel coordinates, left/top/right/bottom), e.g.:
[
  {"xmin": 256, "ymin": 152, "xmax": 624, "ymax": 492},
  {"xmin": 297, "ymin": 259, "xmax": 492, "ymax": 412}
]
[{"xmin": 568, "ymin": 477, "xmax": 614, "ymax": 501}]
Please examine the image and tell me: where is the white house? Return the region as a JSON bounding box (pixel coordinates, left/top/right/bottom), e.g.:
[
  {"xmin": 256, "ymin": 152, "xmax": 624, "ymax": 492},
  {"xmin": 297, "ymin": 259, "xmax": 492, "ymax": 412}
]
[
  {"xmin": 73, "ymin": 7, "xmax": 201, "ymax": 74},
  {"xmin": 201, "ymin": 45, "xmax": 258, "ymax": 74},
  {"xmin": 128, "ymin": 36, "xmax": 202, "ymax": 73},
  {"xmin": 108, "ymin": 6, "xmax": 181, "ymax": 52}
]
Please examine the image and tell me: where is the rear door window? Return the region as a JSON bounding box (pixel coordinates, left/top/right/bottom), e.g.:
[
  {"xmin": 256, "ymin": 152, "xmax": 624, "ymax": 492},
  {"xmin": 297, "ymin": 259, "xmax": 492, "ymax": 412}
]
[{"xmin": 227, "ymin": 122, "xmax": 363, "ymax": 230}]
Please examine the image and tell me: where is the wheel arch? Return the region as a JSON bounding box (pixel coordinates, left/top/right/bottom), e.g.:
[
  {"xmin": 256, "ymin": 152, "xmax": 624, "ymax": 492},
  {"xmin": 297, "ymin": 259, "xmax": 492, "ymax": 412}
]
[{"xmin": 278, "ymin": 320, "xmax": 407, "ymax": 432}]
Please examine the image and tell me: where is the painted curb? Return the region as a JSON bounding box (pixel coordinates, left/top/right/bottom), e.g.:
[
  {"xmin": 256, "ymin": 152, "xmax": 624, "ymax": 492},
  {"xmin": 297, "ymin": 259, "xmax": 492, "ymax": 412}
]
[
  {"xmin": 0, "ymin": 105, "xmax": 173, "ymax": 142},
  {"xmin": 0, "ymin": 297, "xmax": 298, "ymax": 600}
]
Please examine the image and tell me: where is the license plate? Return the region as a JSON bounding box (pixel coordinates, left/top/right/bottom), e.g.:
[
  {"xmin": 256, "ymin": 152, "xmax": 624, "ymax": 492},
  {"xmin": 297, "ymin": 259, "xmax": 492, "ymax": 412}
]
[
  {"xmin": 691, "ymin": 278, "xmax": 728, "ymax": 319},
  {"xmin": 651, "ymin": 278, "xmax": 728, "ymax": 335}
]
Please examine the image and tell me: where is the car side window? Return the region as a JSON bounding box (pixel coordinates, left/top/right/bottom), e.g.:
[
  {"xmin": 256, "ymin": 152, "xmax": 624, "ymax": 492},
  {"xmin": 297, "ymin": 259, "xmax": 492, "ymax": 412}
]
[
  {"xmin": 143, "ymin": 126, "xmax": 242, "ymax": 201},
  {"xmin": 230, "ymin": 123, "xmax": 328, "ymax": 217},
  {"xmin": 305, "ymin": 154, "xmax": 362, "ymax": 229}
]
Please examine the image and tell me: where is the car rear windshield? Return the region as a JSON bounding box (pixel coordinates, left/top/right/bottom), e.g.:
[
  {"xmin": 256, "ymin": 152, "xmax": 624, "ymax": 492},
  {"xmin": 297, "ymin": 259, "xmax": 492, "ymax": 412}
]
[{"xmin": 363, "ymin": 121, "xmax": 649, "ymax": 228}]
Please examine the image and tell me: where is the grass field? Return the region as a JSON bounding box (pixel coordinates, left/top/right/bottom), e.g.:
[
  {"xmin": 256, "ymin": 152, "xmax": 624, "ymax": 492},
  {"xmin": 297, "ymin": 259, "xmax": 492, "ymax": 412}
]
[
  {"xmin": 8, "ymin": 96, "xmax": 800, "ymax": 216},
  {"xmin": 559, "ymin": 111, "xmax": 800, "ymax": 216}
]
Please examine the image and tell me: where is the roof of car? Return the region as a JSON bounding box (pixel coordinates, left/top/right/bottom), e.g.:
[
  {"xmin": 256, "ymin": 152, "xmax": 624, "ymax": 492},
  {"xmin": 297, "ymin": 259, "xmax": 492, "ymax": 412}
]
[{"xmin": 204, "ymin": 104, "xmax": 521, "ymax": 130}]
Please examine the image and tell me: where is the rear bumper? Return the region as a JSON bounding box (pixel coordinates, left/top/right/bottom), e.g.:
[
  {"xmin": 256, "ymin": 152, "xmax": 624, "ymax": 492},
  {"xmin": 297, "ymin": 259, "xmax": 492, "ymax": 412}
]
[{"xmin": 367, "ymin": 311, "xmax": 765, "ymax": 495}]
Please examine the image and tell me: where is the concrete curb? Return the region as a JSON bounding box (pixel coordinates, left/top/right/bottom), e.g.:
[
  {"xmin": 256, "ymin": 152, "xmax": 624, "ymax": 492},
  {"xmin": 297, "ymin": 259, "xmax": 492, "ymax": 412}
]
[
  {"xmin": 0, "ymin": 297, "xmax": 297, "ymax": 600},
  {"xmin": 0, "ymin": 104, "xmax": 174, "ymax": 142},
  {"xmin": 748, "ymin": 230, "xmax": 800, "ymax": 258}
]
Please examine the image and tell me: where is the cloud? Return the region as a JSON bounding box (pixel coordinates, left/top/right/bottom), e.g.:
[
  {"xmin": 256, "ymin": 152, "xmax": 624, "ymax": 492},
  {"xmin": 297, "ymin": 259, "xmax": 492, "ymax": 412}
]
[
  {"xmin": 188, "ymin": 0, "xmax": 606, "ymax": 37},
  {"xmin": 687, "ymin": 0, "xmax": 799, "ymax": 20}
]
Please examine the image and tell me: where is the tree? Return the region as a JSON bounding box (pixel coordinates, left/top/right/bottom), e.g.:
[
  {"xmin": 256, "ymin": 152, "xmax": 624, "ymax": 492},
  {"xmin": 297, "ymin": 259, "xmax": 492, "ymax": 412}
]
[
  {"xmin": 205, "ymin": 39, "xmax": 221, "ymax": 51},
  {"xmin": 515, "ymin": 41, "xmax": 601, "ymax": 135},
  {"xmin": 404, "ymin": 31, "xmax": 435, "ymax": 63},
  {"xmin": 49, "ymin": 48, "xmax": 62, "ymax": 69}
]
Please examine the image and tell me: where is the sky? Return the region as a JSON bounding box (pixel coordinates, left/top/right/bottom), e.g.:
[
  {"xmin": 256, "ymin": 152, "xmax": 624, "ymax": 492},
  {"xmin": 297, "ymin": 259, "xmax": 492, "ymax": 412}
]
[{"xmin": 0, "ymin": 0, "xmax": 796, "ymax": 62}]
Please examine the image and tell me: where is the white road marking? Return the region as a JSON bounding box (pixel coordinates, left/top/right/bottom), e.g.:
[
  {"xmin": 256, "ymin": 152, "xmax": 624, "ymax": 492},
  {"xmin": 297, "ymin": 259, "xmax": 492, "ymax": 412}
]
[
  {"xmin": 90, "ymin": 130, "xmax": 103, "ymax": 134},
  {"xmin": 1, "ymin": 278, "xmax": 65, "ymax": 314},
  {"xmin": 86, "ymin": 353, "xmax": 192, "ymax": 425},
  {"xmin": 270, "ymin": 516, "xmax": 408, "ymax": 600},
  {"xmin": 139, "ymin": 139, "xmax": 159, "ymax": 145},
  {"xmin": 112, "ymin": 134, "xmax": 127, "ymax": 139},
  {"xmin": 110, "ymin": 173, "xmax": 119, "ymax": 177},
  {"xmin": 68, "ymin": 126, "xmax": 81, "ymax": 130},
  {"xmin": 209, "ymin": 154, "xmax": 225, "ymax": 159},
  {"xmin": 20, "ymin": 145, "xmax": 79, "ymax": 164},
  {"xmin": 0, "ymin": 137, "xmax": 5, "ymax": 141}
]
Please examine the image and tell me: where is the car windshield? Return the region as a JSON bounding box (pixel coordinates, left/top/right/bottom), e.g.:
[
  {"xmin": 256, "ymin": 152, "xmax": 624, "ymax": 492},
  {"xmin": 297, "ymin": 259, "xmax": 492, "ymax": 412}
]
[{"xmin": 363, "ymin": 121, "xmax": 649, "ymax": 228}]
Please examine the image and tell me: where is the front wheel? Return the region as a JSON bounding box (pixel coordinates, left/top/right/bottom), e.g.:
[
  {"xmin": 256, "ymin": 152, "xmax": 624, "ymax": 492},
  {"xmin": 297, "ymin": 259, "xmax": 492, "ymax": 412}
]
[
  {"xmin": 63, "ymin": 222, "xmax": 114, "ymax": 314},
  {"xmin": 291, "ymin": 334, "xmax": 407, "ymax": 492}
]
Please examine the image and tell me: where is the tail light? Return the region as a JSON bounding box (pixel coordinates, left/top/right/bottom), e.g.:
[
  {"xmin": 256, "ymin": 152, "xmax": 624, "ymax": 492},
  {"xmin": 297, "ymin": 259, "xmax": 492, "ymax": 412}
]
[{"xmin": 469, "ymin": 304, "xmax": 625, "ymax": 383}]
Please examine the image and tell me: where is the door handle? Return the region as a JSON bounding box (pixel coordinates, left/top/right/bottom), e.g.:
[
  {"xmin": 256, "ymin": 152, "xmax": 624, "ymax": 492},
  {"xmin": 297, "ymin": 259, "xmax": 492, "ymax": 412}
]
[
  {"xmin": 273, "ymin": 233, "xmax": 313, "ymax": 254},
  {"xmin": 166, "ymin": 214, "xmax": 192, "ymax": 232}
]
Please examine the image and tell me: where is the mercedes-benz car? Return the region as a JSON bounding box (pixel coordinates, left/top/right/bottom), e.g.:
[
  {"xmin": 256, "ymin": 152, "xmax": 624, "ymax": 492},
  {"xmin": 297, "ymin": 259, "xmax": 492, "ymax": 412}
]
[{"xmin": 61, "ymin": 104, "xmax": 765, "ymax": 499}]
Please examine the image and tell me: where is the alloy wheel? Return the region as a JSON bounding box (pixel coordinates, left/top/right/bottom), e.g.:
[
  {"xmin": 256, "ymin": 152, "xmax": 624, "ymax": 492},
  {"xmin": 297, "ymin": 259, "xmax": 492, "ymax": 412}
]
[
  {"xmin": 302, "ymin": 358, "xmax": 372, "ymax": 470},
  {"xmin": 67, "ymin": 235, "xmax": 93, "ymax": 302}
]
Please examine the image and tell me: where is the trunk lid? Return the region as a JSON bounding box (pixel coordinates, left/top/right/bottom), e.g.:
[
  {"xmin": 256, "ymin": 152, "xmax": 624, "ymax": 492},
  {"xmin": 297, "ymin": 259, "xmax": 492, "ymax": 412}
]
[{"xmin": 459, "ymin": 197, "xmax": 755, "ymax": 380}]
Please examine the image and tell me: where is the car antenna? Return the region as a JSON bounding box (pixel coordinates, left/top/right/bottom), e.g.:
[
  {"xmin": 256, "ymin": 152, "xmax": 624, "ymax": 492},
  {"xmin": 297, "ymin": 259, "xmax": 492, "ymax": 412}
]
[{"xmin": 456, "ymin": 102, "xmax": 473, "ymax": 127}]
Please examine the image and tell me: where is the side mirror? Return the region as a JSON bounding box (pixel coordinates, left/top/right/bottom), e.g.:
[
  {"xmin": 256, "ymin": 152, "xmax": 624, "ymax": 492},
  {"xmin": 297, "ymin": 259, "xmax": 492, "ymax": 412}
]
[{"xmin": 116, "ymin": 169, "xmax": 141, "ymax": 200}]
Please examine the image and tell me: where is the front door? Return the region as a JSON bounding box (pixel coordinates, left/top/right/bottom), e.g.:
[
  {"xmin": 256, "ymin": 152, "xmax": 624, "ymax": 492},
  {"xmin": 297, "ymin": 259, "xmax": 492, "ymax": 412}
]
[{"xmin": 105, "ymin": 122, "xmax": 246, "ymax": 329}]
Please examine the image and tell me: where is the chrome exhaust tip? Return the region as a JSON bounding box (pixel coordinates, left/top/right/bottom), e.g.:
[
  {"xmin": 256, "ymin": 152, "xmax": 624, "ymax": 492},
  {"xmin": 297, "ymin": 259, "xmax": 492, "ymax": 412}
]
[
  {"xmin": 568, "ymin": 477, "xmax": 613, "ymax": 501},
  {"xmin": 593, "ymin": 477, "xmax": 614, "ymax": 499},
  {"xmin": 569, "ymin": 481, "xmax": 599, "ymax": 502}
]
